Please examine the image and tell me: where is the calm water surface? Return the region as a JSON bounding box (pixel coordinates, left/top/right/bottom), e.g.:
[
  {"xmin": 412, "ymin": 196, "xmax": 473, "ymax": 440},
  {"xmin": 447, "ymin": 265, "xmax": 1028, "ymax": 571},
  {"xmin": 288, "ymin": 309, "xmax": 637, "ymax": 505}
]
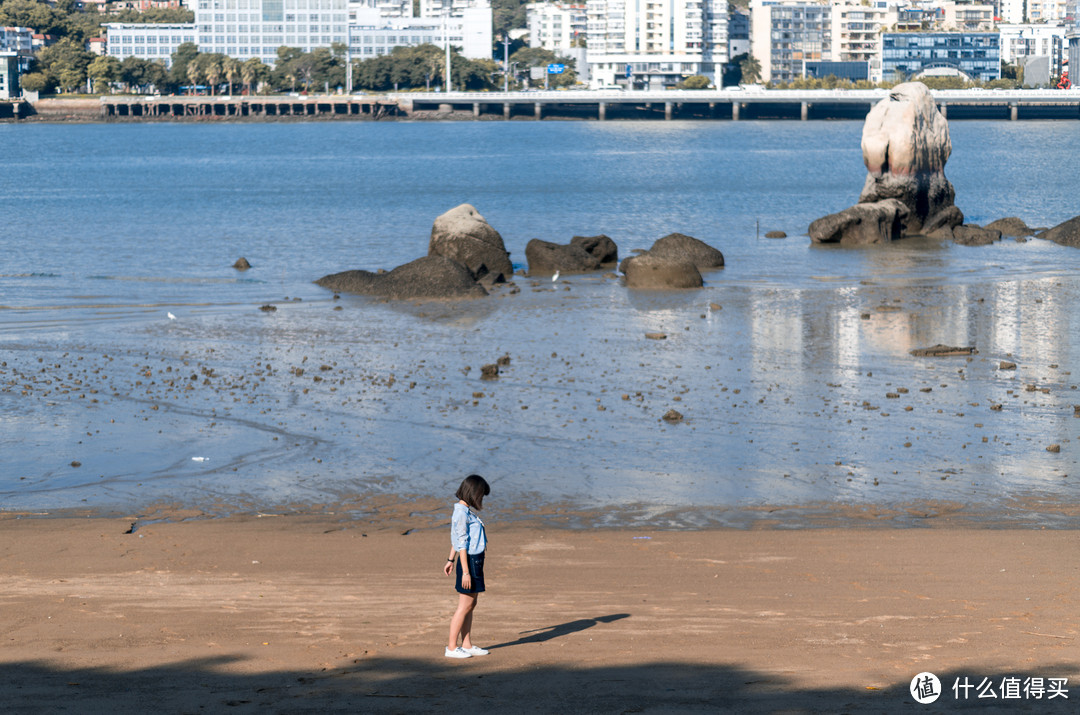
[{"xmin": 2, "ymin": 120, "xmax": 1080, "ymax": 527}]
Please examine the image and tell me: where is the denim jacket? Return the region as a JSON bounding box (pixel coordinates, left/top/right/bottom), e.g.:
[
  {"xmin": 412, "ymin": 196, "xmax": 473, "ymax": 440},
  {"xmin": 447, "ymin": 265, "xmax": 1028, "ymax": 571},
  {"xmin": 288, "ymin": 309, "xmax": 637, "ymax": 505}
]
[{"xmin": 451, "ymin": 502, "xmax": 487, "ymax": 555}]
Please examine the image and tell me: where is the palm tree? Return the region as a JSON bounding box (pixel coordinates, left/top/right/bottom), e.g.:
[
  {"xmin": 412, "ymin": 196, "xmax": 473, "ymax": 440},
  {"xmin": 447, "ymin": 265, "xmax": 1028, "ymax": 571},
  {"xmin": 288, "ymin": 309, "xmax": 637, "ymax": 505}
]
[
  {"xmin": 740, "ymin": 55, "xmax": 762, "ymax": 85},
  {"xmin": 186, "ymin": 60, "xmax": 201, "ymax": 95},
  {"xmin": 204, "ymin": 59, "xmax": 223, "ymax": 96},
  {"xmin": 222, "ymin": 57, "xmax": 240, "ymax": 96},
  {"xmin": 241, "ymin": 57, "xmax": 264, "ymax": 95}
]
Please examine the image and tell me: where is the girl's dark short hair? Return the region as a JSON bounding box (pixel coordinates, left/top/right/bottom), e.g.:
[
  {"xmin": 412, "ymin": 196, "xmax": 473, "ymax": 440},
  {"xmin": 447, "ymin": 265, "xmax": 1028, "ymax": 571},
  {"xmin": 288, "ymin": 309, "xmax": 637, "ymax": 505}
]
[{"xmin": 456, "ymin": 474, "xmax": 490, "ymax": 510}]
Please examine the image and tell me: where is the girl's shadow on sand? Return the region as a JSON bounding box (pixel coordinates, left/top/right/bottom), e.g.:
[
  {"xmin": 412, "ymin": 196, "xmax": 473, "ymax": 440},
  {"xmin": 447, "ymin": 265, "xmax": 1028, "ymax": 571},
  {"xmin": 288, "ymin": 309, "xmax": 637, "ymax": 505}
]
[{"xmin": 487, "ymin": 614, "xmax": 630, "ymax": 650}]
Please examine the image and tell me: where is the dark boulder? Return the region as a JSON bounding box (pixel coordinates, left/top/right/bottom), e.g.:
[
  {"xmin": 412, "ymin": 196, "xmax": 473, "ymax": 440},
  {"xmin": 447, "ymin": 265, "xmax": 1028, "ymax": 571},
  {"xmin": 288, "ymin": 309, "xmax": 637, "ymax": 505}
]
[
  {"xmin": 922, "ymin": 206, "xmax": 965, "ymax": 239},
  {"xmin": 985, "ymin": 217, "xmax": 1035, "ymax": 237},
  {"xmin": 570, "ymin": 234, "xmax": 619, "ymax": 266},
  {"xmin": 428, "ymin": 204, "xmax": 513, "ymax": 281},
  {"xmin": 233, "ymin": 257, "xmax": 252, "ymax": 271},
  {"xmin": 952, "ymin": 224, "xmax": 1001, "ymax": 246},
  {"xmin": 622, "ymin": 254, "xmax": 703, "ymax": 289},
  {"xmin": 809, "ymin": 199, "xmax": 908, "ymax": 245},
  {"xmin": 525, "ymin": 239, "xmax": 602, "ymax": 276},
  {"xmin": 315, "ymin": 255, "xmax": 487, "ymax": 300},
  {"xmin": 764, "ymin": 230, "xmax": 787, "ymax": 239},
  {"xmin": 1036, "ymin": 215, "xmax": 1080, "ymax": 247},
  {"xmin": 648, "ymin": 233, "xmax": 725, "ymax": 270}
]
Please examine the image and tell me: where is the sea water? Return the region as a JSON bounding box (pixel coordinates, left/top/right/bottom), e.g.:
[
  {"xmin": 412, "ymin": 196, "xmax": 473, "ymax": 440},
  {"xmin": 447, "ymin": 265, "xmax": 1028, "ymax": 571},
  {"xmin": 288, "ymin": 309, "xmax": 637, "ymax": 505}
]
[{"xmin": 2, "ymin": 120, "xmax": 1080, "ymax": 527}]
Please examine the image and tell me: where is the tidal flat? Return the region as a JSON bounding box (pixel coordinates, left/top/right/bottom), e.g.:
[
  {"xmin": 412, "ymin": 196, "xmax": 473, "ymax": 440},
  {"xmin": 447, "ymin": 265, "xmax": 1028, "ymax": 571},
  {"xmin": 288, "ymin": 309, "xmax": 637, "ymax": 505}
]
[{"xmin": 3, "ymin": 120, "xmax": 1080, "ymax": 526}]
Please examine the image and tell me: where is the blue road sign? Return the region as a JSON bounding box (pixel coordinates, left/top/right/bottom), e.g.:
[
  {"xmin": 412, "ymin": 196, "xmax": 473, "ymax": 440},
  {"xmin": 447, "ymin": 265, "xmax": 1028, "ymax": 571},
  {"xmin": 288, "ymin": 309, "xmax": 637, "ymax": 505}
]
[{"xmin": 547, "ymin": 63, "xmax": 566, "ymax": 74}]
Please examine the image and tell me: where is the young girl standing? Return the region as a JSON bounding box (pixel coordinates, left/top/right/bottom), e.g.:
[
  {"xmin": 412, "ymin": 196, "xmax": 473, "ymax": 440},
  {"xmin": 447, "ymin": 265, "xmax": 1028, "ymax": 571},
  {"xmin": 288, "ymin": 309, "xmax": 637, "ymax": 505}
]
[{"xmin": 442, "ymin": 474, "xmax": 490, "ymax": 659}]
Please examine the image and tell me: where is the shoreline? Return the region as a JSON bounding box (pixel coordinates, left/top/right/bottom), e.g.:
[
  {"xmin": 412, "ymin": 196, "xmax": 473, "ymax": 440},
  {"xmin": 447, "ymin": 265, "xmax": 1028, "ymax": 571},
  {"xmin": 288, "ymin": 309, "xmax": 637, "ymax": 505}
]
[{"xmin": 2, "ymin": 514, "xmax": 1077, "ymax": 712}]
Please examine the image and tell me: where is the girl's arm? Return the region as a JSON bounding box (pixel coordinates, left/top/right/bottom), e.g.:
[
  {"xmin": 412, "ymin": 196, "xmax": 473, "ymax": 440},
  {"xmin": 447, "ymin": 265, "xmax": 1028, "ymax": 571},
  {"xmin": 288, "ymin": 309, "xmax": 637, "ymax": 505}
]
[
  {"xmin": 443, "ymin": 547, "xmax": 457, "ymax": 576},
  {"xmin": 458, "ymin": 548, "xmax": 472, "ymax": 589}
]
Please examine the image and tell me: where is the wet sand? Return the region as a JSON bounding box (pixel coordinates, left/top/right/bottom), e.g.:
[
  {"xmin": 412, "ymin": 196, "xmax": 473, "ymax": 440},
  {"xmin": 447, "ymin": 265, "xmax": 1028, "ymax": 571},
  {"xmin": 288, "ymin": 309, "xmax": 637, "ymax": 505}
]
[{"xmin": 2, "ymin": 510, "xmax": 1078, "ymax": 713}]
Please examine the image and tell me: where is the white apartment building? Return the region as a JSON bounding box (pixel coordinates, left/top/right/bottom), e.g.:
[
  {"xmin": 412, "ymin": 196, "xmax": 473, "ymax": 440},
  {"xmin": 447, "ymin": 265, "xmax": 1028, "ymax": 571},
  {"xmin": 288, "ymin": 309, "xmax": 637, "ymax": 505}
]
[
  {"xmin": 0, "ymin": 26, "xmax": 33, "ymax": 53},
  {"xmin": 1028, "ymin": 0, "xmax": 1070, "ymax": 23},
  {"xmin": 418, "ymin": 0, "xmax": 490, "ymax": 19},
  {"xmin": 192, "ymin": 0, "xmax": 349, "ymax": 63},
  {"xmin": 104, "ymin": 23, "xmax": 196, "ymax": 65},
  {"xmin": 108, "ymin": 1, "xmax": 491, "ymax": 67},
  {"xmin": 348, "ymin": 0, "xmax": 412, "ymax": 20},
  {"xmin": 999, "ymin": 22, "xmax": 1066, "ymax": 79},
  {"xmin": 349, "ymin": 5, "xmax": 492, "ymax": 58},
  {"xmin": 526, "ymin": 2, "xmax": 586, "ymax": 53},
  {"xmin": 586, "ymin": 0, "xmax": 729, "ymax": 88}
]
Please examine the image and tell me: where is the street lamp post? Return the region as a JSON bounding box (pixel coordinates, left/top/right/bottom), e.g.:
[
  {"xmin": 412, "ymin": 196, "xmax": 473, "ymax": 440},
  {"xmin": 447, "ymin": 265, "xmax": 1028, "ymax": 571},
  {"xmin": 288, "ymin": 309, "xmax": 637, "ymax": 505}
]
[{"xmin": 503, "ymin": 34, "xmax": 510, "ymax": 92}]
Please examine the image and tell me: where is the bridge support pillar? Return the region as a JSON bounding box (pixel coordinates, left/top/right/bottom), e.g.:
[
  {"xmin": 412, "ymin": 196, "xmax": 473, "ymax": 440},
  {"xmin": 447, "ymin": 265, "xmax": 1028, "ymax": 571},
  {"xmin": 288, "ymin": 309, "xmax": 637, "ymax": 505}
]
[
  {"xmin": 664, "ymin": 101, "xmax": 673, "ymax": 120},
  {"xmin": 732, "ymin": 102, "xmax": 740, "ymax": 121},
  {"xmin": 1010, "ymin": 103, "xmax": 1018, "ymax": 121},
  {"xmin": 939, "ymin": 102, "xmax": 947, "ymax": 119},
  {"xmin": 503, "ymin": 102, "xmax": 511, "ymax": 119},
  {"xmin": 800, "ymin": 101, "xmax": 808, "ymax": 120},
  {"xmin": 438, "ymin": 103, "xmax": 452, "ymax": 113},
  {"xmin": 534, "ymin": 102, "xmax": 542, "ymax": 120},
  {"xmin": 598, "ymin": 101, "xmax": 606, "ymax": 121},
  {"xmin": 472, "ymin": 102, "xmax": 480, "ymax": 117}
]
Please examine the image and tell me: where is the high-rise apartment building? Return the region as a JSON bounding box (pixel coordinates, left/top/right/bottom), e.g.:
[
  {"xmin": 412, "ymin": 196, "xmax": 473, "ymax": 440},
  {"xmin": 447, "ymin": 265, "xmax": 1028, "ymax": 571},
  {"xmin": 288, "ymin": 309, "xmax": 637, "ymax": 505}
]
[
  {"xmin": 830, "ymin": 0, "xmax": 886, "ymax": 81},
  {"xmin": 526, "ymin": 2, "xmax": 586, "ymax": 53},
  {"xmin": 418, "ymin": 0, "xmax": 489, "ymax": 18},
  {"xmin": 586, "ymin": 0, "xmax": 729, "ymax": 87},
  {"xmin": 750, "ymin": 0, "xmax": 831, "ymax": 84},
  {"xmin": 348, "ymin": 0, "xmax": 413, "ymax": 20}
]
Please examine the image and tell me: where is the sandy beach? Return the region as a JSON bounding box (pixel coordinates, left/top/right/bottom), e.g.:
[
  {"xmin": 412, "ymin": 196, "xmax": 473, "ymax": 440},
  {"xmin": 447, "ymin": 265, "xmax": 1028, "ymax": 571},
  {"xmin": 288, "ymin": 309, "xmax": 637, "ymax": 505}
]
[{"xmin": 2, "ymin": 507, "xmax": 1078, "ymax": 713}]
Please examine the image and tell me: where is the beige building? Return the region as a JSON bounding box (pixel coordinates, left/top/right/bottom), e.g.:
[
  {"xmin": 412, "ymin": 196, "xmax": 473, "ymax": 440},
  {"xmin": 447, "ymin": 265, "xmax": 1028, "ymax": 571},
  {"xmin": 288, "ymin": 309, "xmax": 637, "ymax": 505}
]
[{"xmin": 830, "ymin": 0, "xmax": 887, "ymax": 81}]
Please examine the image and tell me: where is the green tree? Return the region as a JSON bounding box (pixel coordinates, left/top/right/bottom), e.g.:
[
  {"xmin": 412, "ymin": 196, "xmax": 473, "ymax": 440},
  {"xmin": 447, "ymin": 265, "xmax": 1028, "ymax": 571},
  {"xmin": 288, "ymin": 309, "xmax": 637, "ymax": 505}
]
[
  {"xmin": 87, "ymin": 54, "xmax": 121, "ymax": 93},
  {"xmin": 169, "ymin": 41, "xmax": 199, "ymax": 89},
  {"xmin": 678, "ymin": 74, "xmax": 711, "ymax": 89},
  {"xmin": 222, "ymin": 56, "xmax": 240, "ymax": 95},
  {"xmin": 203, "ymin": 56, "xmax": 223, "ymax": 95},
  {"xmin": 36, "ymin": 36, "xmax": 93, "ymax": 92},
  {"xmin": 185, "ymin": 57, "xmax": 202, "ymax": 94},
  {"xmin": 739, "ymin": 54, "xmax": 762, "ymax": 84},
  {"xmin": 19, "ymin": 70, "xmax": 50, "ymax": 93},
  {"xmin": 509, "ymin": 46, "xmax": 577, "ymax": 87},
  {"xmin": 240, "ymin": 57, "xmax": 268, "ymax": 94},
  {"xmin": 0, "ymin": 0, "xmax": 66, "ymax": 36}
]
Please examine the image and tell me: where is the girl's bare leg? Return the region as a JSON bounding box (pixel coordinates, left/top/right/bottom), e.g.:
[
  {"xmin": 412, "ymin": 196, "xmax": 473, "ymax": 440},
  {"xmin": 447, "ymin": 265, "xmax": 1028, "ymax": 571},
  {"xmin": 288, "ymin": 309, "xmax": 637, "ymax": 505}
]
[{"xmin": 448, "ymin": 593, "xmax": 477, "ymax": 649}]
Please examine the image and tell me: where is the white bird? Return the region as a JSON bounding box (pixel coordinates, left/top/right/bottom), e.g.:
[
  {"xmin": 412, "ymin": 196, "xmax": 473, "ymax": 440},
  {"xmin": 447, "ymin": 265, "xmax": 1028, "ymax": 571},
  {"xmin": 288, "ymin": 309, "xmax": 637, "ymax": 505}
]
[
  {"xmin": 167, "ymin": 312, "xmax": 176, "ymax": 320},
  {"xmin": 552, "ymin": 271, "xmax": 560, "ymax": 282}
]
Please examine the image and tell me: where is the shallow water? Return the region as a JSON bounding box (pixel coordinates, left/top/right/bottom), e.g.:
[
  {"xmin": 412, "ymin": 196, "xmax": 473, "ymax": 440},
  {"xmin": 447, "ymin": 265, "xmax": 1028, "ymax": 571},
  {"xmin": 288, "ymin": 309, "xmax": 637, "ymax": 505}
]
[{"xmin": 3, "ymin": 120, "xmax": 1080, "ymax": 527}]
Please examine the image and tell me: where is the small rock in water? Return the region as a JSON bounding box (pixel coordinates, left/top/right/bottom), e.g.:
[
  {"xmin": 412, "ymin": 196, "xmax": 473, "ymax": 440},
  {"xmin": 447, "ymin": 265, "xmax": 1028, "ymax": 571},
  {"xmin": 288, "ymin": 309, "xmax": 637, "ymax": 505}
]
[
  {"xmin": 70, "ymin": 461, "xmax": 81, "ymax": 468},
  {"xmin": 662, "ymin": 409, "xmax": 684, "ymax": 423},
  {"xmin": 233, "ymin": 257, "xmax": 252, "ymax": 271},
  {"xmin": 999, "ymin": 361, "xmax": 1017, "ymax": 370},
  {"xmin": 764, "ymin": 230, "xmax": 787, "ymax": 239},
  {"xmin": 480, "ymin": 364, "xmax": 499, "ymax": 380},
  {"xmin": 1047, "ymin": 444, "xmax": 1061, "ymax": 453},
  {"xmin": 645, "ymin": 332, "xmax": 667, "ymax": 340},
  {"xmin": 259, "ymin": 304, "xmax": 277, "ymax": 312},
  {"xmin": 910, "ymin": 344, "xmax": 977, "ymax": 357},
  {"xmin": 496, "ymin": 354, "xmax": 511, "ymax": 366}
]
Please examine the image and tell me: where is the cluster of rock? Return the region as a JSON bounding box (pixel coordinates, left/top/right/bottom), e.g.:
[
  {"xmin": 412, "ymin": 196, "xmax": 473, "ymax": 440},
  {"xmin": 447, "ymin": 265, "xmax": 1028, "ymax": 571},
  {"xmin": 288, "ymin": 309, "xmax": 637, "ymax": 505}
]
[
  {"xmin": 809, "ymin": 82, "xmax": 1009, "ymax": 247},
  {"xmin": 316, "ymin": 204, "xmax": 509, "ymax": 300},
  {"xmin": 618, "ymin": 233, "xmax": 725, "ymax": 289},
  {"xmin": 316, "ymin": 203, "xmax": 727, "ymax": 299}
]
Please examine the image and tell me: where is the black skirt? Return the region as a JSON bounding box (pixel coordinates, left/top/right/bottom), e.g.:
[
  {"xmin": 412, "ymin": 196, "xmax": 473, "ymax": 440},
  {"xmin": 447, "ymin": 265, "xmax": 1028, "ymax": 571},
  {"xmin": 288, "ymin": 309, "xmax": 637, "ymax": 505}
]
[{"xmin": 455, "ymin": 551, "xmax": 486, "ymax": 594}]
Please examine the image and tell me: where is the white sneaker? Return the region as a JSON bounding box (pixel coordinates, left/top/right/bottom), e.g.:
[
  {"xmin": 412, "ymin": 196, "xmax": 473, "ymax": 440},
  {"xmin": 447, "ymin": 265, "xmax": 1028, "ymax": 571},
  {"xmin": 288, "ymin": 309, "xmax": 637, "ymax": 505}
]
[
  {"xmin": 462, "ymin": 645, "xmax": 489, "ymax": 656},
  {"xmin": 444, "ymin": 647, "xmax": 472, "ymax": 659}
]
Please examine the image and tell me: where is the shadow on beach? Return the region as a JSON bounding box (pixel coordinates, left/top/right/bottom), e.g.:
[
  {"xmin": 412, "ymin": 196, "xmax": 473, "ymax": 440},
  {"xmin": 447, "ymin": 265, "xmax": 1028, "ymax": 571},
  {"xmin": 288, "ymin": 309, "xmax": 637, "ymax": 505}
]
[
  {"xmin": 4, "ymin": 659, "xmax": 1076, "ymax": 713},
  {"xmin": 487, "ymin": 613, "xmax": 631, "ymax": 650}
]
